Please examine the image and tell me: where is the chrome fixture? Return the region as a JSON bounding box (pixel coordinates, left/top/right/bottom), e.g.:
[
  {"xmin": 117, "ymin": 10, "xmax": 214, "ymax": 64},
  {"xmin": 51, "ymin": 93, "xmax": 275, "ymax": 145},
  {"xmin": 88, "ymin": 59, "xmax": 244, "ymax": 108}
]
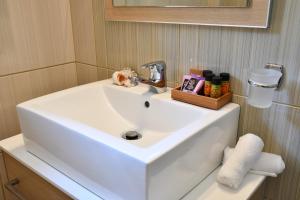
[
  {"xmin": 247, "ymin": 63, "xmax": 284, "ymax": 108},
  {"xmin": 139, "ymin": 61, "xmax": 167, "ymax": 93},
  {"xmin": 264, "ymin": 63, "xmax": 284, "ymax": 89},
  {"xmin": 248, "ymin": 63, "xmax": 284, "ymax": 90},
  {"xmin": 122, "ymin": 131, "xmax": 142, "ymax": 140}
]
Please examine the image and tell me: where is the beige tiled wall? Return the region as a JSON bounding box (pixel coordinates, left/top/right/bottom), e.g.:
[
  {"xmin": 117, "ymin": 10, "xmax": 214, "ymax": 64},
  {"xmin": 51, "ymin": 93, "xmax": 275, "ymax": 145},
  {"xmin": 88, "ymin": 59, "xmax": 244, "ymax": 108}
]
[
  {"xmin": 0, "ymin": 0, "xmax": 77, "ymax": 140},
  {"xmin": 76, "ymin": 63, "xmax": 108, "ymax": 85},
  {"xmin": 0, "ymin": 63, "xmax": 77, "ymax": 140},
  {"xmin": 0, "ymin": 0, "xmax": 77, "ymax": 197},
  {"xmin": 0, "ymin": 0, "xmax": 75, "ymax": 76},
  {"xmin": 0, "ymin": 1, "xmax": 77, "ymax": 197},
  {"xmin": 70, "ymin": 0, "xmax": 97, "ymax": 66},
  {"xmin": 71, "ymin": 0, "xmax": 300, "ymax": 199}
]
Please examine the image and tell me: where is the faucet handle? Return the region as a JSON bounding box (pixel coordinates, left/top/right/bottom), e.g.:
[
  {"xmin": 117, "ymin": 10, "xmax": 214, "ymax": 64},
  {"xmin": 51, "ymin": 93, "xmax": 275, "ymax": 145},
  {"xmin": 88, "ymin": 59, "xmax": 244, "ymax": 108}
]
[{"xmin": 141, "ymin": 61, "xmax": 166, "ymax": 70}]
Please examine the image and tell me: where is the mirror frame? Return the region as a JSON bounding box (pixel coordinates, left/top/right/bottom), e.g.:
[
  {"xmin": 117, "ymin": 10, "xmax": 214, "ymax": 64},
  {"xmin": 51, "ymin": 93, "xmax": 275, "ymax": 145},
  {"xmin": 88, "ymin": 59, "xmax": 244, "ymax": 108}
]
[{"xmin": 105, "ymin": 0, "xmax": 272, "ymax": 28}]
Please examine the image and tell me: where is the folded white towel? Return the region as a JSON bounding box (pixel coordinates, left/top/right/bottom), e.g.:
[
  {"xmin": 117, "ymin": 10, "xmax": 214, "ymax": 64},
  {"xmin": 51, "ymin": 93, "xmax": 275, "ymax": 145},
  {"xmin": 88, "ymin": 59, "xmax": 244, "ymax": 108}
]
[
  {"xmin": 223, "ymin": 147, "xmax": 285, "ymax": 177},
  {"xmin": 217, "ymin": 133, "xmax": 264, "ymax": 189}
]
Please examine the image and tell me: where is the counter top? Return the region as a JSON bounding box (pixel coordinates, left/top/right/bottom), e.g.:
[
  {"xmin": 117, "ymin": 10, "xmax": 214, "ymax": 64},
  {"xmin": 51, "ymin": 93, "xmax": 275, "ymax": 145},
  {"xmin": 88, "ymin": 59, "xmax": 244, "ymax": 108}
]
[{"xmin": 0, "ymin": 134, "xmax": 265, "ymax": 200}]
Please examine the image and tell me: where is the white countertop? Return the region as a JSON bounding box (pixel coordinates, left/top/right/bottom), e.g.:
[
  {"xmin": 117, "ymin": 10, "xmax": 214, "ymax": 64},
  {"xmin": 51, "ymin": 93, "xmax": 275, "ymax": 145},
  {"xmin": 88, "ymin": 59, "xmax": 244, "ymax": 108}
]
[{"xmin": 0, "ymin": 134, "xmax": 265, "ymax": 200}]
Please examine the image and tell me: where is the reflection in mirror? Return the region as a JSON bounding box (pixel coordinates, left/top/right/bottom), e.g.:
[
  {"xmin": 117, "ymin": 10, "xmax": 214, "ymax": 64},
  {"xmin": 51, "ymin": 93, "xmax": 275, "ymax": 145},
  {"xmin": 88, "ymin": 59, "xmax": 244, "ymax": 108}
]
[{"xmin": 113, "ymin": 0, "xmax": 250, "ymax": 7}]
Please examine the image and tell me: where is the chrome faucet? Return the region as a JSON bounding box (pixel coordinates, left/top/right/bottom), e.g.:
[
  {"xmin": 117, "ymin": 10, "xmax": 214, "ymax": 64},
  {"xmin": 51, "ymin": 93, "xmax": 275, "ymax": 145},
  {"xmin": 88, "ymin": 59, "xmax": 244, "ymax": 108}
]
[{"xmin": 139, "ymin": 61, "xmax": 167, "ymax": 93}]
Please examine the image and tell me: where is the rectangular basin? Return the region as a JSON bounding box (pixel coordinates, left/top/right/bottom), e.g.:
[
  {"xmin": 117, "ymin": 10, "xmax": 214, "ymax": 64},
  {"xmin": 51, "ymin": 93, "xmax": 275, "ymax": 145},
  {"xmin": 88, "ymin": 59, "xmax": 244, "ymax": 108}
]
[{"xmin": 17, "ymin": 79, "xmax": 240, "ymax": 200}]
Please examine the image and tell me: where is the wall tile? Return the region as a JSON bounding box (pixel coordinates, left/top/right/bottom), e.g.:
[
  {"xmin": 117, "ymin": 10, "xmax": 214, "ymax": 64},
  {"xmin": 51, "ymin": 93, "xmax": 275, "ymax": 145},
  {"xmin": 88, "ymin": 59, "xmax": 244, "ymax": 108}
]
[
  {"xmin": 93, "ymin": 0, "xmax": 107, "ymax": 67},
  {"xmin": 105, "ymin": 21, "xmax": 138, "ymax": 70},
  {"xmin": 274, "ymin": 0, "xmax": 300, "ymax": 106},
  {"xmin": 70, "ymin": 0, "xmax": 97, "ymax": 65},
  {"xmin": 0, "ymin": 77, "xmax": 19, "ymax": 139},
  {"xmin": 136, "ymin": 23, "xmax": 179, "ymax": 83},
  {"xmin": 179, "ymin": 25, "xmax": 228, "ymax": 82},
  {"xmin": 178, "ymin": 25, "xmax": 201, "ymax": 82},
  {"xmin": 107, "ymin": 69, "xmax": 115, "ymax": 79},
  {"xmin": 11, "ymin": 63, "xmax": 77, "ymax": 104},
  {"xmin": 76, "ymin": 63, "xmax": 98, "ymax": 85},
  {"xmin": 0, "ymin": 63, "xmax": 77, "ymax": 140},
  {"xmin": 98, "ymin": 67, "xmax": 109, "ymax": 81},
  {"xmin": 76, "ymin": 63, "xmax": 109, "ymax": 84},
  {"xmin": 0, "ymin": 0, "xmax": 75, "ymax": 75}
]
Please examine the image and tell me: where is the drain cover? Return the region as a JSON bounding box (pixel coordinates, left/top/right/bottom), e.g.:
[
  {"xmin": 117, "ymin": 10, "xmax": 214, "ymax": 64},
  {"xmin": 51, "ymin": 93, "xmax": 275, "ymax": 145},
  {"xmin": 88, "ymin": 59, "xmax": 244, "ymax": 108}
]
[{"xmin": 122, "ymin": 131, "xmax": 142, "ymax": 140}]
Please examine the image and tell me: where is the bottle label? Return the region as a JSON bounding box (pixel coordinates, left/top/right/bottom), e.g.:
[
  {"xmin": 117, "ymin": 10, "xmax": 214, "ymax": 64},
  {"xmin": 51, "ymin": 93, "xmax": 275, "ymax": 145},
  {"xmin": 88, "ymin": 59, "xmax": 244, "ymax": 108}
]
[
  {"xmin": 210, "ymin": 85, "xmax": 221, "ymax": 98},
  {"xmin": 204, "ymin": 81, "xmax": 211, "ymax": 96},
  {"xmin": 221, "ymin": 81, "xmax": 230, "ymax": 95}
]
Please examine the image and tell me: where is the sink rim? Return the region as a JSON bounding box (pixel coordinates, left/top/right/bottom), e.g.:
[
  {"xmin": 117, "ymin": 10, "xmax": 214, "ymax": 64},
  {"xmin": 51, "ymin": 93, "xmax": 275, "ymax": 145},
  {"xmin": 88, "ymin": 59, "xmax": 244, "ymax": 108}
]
[{"xmin": 17, "ymin": 79, "xmax": 240, "ymax": 164}]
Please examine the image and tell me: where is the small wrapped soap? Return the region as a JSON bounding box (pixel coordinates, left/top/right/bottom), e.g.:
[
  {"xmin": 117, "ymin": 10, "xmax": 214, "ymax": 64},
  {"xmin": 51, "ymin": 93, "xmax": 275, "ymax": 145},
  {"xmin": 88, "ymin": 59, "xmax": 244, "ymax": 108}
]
[{"xmin": 182, "ymin": 74, "xmax": 205, "ymax": 94}]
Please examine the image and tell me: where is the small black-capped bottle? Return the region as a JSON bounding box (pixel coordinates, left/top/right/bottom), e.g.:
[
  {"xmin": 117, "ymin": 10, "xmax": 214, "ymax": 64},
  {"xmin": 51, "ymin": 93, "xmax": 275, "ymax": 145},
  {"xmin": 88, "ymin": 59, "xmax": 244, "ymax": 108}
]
[
  {"xmin": 204, "ymin": 73, "xmax": 214, "ymax": 96},
  {"xmin": 220, "ymin": 73, "xmax": 230, "ymax": 95},
  {"xmin": 210, "ymin": 76, "xmax": 222, "ymax": 98},
  {"xmin": 202, "ymin": 70, "xmax": 213, "ymax": 78}
]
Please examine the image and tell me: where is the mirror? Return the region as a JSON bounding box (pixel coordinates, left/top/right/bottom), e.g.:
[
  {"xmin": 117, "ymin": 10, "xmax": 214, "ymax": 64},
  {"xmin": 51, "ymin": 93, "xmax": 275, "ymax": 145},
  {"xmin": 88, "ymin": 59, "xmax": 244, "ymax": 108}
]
[
  {"xmin": 106, "ymin": 0, "xmax": 272, "ymax": 28},
  {"xmin": 113, "ymin": 0, "xmax": 250, "ymax": 8}
]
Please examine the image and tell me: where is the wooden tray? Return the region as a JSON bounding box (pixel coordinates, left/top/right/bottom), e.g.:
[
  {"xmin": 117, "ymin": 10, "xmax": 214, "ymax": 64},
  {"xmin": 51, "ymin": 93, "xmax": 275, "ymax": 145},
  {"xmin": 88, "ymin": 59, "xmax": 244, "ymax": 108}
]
[{"xmin": 171, "ymin": 86, "xmax": 232, "ymax": 110}]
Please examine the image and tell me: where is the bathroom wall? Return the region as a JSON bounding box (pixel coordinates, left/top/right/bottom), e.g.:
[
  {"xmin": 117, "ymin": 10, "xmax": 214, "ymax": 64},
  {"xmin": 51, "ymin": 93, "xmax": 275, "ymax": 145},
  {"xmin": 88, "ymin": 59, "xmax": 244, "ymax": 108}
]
[
  {"xmin": 0, "ymin": 0, "xmax": 77, "ymax": 140},
  {"xmin": 71, "ymin": 0, "xmax": 300, "ymax": 199},
  {"xmin": 0, "ymin": 0, "xmax": 77, "ymax": 197}
]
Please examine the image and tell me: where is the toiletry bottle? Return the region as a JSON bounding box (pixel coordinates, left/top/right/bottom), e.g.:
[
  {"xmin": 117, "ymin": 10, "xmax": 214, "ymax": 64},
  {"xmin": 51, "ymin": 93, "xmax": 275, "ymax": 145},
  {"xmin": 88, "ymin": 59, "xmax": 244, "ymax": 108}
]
[
  {"xmin": 204, "ymin": 73, "xmax": 214, "ymax": 96},
  {"xmin": 220, "ymin": 73, "xmax": 230, "ymax": 95},
  {"xmin": 199, "ymin": 70, "xmax": 212, "ymax": 95},
  {"xmin": 210, "ymin": 76, "xmax": 222, "ymax": 98},
  {"xmin": 203, "ymin": 70, "xmax": 213, "ymax": 78}
]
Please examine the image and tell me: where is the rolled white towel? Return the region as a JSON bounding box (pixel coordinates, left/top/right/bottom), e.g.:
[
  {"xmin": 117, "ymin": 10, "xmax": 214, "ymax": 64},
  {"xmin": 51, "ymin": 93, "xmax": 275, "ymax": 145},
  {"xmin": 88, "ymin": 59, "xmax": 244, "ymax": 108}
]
[
  {"xmin": 223, "ymin": 147, "xmax": 285, "ymax": 177},
  {"xmin": 217, "ymin": 133, "xmax": 264, "ymax": 189}
]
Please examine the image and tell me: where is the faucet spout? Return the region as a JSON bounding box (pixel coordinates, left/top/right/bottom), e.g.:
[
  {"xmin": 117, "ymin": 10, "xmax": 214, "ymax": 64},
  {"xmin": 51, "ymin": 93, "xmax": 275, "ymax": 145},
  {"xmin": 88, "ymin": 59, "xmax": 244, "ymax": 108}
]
[{"xmin": 139, "ymin": 61, "xmax": 167, "ymax": 93}]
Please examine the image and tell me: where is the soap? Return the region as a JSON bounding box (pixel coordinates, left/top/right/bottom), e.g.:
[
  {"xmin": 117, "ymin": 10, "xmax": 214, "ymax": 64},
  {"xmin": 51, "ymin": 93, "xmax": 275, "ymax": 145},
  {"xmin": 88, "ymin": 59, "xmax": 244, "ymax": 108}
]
[
  {"xmin": 182, "ymin": 74, "xmax": 205, "ymax": 94},
  {"xmin": 181, "ymin": 75, "xmax": 192, "ymax": 91}
]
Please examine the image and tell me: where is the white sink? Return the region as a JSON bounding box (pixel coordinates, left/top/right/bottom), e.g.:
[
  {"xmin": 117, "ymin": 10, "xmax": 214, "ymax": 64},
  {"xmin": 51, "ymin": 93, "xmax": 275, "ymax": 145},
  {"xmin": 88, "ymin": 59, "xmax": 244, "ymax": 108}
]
[{"xmin": 17, "ymin": 79, "xmax": 240, "ymax": 200}]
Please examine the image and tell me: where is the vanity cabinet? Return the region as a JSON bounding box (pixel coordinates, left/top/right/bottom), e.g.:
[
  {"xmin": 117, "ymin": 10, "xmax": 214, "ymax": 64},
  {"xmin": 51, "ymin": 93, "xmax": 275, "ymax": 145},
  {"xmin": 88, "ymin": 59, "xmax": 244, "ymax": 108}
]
[{"xmin": 0, "ymin": 152, "xmax": 71, "ymax": 200}]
